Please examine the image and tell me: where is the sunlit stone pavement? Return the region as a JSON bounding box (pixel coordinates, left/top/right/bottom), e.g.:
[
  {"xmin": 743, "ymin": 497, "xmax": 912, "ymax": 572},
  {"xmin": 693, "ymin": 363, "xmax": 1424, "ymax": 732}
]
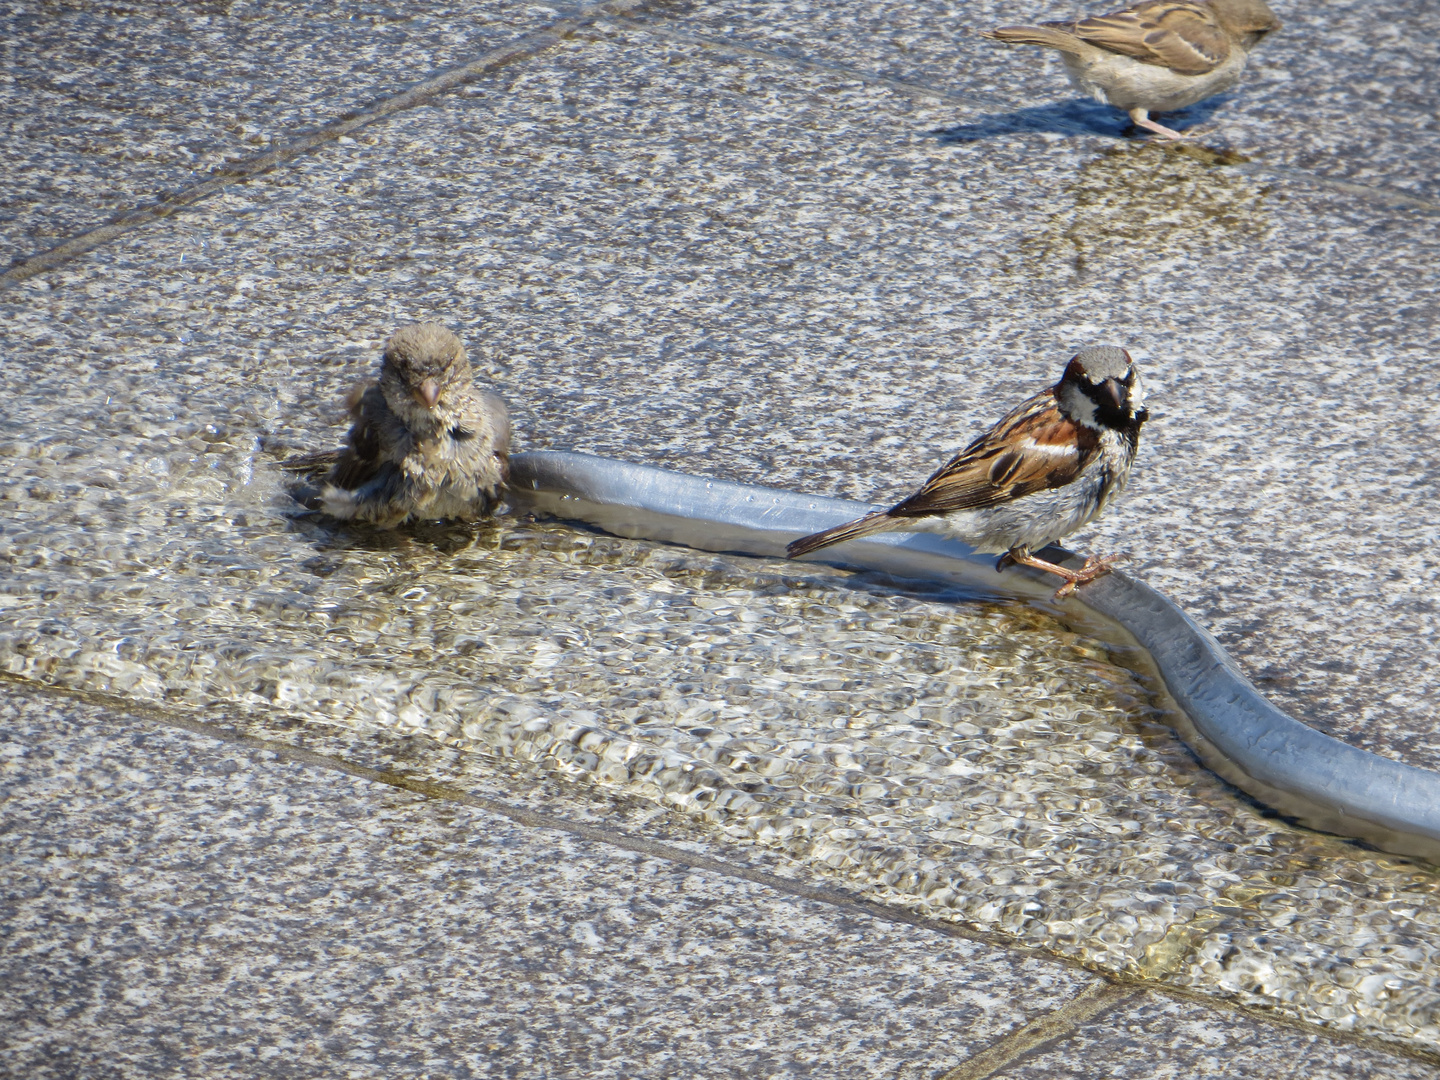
[{"xmin": 2, "ymin": 0, "xmax": 1439, "ymax": 1076}]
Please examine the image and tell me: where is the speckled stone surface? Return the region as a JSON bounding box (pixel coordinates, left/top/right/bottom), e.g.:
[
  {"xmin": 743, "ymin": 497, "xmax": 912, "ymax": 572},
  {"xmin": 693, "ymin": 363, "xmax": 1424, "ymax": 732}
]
[
  {"xmin": 665, "ymin": 0, "xmax": 1440, "ymax": 201},
  {"xmin": 3, "ymin": 0, "xmax": 1440, "ymax": 1073},
  {"xmin": 989, "ymin": 994, "xmax": 1440, "ymax": 1080},
  {"xmin": 0, "ymin": 0, "xmax": 562, "ymax": 265},
  {"xmin": 5, "ymin": 11, "xmax": 1439, "ymax": 768},
  {"xmin": 0, "ymin": 684, "xmax": 1100, "ymax": 1080}
]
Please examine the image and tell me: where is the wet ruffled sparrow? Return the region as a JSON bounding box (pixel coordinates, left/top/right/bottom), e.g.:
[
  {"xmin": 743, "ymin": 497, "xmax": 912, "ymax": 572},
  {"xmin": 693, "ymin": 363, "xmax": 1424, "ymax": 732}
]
[{"xmin": 298, "ymin": 323, "xmax": 510, "ymax": 528}]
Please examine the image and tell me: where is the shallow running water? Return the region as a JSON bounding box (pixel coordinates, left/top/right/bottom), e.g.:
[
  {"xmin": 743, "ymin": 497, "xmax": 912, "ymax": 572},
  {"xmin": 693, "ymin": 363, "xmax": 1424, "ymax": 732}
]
[{"xmin": 1, "ymin": 417, "xmax": 1438, "ymax": 1050}]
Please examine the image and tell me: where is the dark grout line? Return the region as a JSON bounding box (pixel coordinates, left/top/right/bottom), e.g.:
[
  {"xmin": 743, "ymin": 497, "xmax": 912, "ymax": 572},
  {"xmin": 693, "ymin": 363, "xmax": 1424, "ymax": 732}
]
[
  {"xmin": 94, "ymin": 692, "xmax": 1041, "ymax": 958},
  {"xmin": 1225, "ymin": 161, "xmax": 1440, "ymax": 211},
  {"xmin": 0, "ymin": 0, "xmax": 658, "ymax": 293},
  {"xmin": 606, "ymin": 17, "xmax": 1440, "ymax": 215},
  {"xmin": 936, "ymin": 983, "xmax": 1138, "ymax": 1080},
  {"xmin": 7, "ymin": 672, "xmax": 1439, "ymax": 1071}
]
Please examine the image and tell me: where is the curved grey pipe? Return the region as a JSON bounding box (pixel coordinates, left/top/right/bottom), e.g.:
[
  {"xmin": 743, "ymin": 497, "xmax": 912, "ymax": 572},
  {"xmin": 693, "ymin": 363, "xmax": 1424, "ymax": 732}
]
[{"xmin": 509, "ymin": 450, "xmax": 1440, "ymax": 862}]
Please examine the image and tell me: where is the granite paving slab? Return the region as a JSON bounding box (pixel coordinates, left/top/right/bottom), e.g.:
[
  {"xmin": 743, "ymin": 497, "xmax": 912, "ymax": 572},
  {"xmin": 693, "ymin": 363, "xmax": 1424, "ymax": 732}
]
[
  {"xmin": 0, "ymin": 683, "xmax": 1102, "ymax": 1080},
  {"xmin": 2, "ymin": 1, "xmax": 1440, "ymax": 1072},
  {"xmin": 0, "ymin": 0, "xmax": 575, "ymax": 266},
  {"xmin": 7, "ymin": 13, "xmax": 1436, "ymax": 769},
  {"xmin": 657, "ymin": 0, "xmax": 1440, "ymax": 202},
  {"xmin": 5, "ymin": 296, "xmax": 1440, "ymax": 1055},
  {"xmin": 983, "ymin": 993, "xmax": 1440, "ymax": 1080}
]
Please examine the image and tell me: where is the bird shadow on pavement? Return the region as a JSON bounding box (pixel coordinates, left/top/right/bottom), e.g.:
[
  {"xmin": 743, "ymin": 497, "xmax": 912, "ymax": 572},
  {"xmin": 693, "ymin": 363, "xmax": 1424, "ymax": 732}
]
[{"xmin": 930, "ymin": 95, "xmax": 1232, "ymax": 143}]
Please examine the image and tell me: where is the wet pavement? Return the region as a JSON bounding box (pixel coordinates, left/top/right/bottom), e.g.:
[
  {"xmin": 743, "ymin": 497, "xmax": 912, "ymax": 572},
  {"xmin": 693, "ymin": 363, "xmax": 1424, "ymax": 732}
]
[
  {"xmin": 3, "ymin": 688, "xmax": 1106, "ymax": 1080},
  {"xmin": 3, "ymin": 0, "xmax": 1440, "ymax": 1075}
]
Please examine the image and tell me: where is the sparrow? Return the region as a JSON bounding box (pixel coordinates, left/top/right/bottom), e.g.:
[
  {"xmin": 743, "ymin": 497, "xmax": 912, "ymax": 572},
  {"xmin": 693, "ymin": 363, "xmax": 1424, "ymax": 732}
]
[
  {"xmin": 306, "ymin": 323, "xmax": 510, "ymax": 528},
  {"xmin": 982, "ymin": 0, "xmax": 1281, "ymax": 141},
  {"xmin": 786, "ymin": 347, "xmax": 1148, "ymax": 599}
]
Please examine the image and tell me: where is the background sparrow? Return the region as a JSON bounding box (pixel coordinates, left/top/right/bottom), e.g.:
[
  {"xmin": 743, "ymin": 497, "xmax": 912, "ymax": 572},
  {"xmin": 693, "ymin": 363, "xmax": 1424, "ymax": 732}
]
[
  {"xmin": 786, "ymin": 347, "xmax": 1148, "ymax": 598},
  {"xmin": 982, "ymin": 0, "xmax": 1281, "ymax": 141},
  {"xmin": 307, "ymin": 323, "xmax": 510, "ymax": 528}
]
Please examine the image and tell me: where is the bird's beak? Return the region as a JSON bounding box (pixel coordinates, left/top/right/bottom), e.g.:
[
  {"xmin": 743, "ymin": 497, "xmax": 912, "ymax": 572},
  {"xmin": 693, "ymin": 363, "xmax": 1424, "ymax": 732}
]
[
  {"xmin": 1101, "ymin": 378, "xmax": 1125, "ymax": 410},
  {"xmin": 415, "ymin": 378, "xmax": 441, "ymax": 409}
]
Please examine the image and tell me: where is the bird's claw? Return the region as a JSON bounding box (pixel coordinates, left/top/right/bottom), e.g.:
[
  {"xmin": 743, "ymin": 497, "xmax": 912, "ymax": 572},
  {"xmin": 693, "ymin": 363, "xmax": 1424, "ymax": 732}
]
[{"xmin": 1051, "ymin": 553, "xmax": 1128, "ymax": 600}]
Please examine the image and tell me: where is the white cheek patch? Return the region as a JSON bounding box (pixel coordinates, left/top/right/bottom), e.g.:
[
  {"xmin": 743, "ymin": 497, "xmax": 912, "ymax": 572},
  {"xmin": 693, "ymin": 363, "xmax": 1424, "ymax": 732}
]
[{"xmin": 1067, "ymin": 394, "xmax": 1099, "ymax": 427}]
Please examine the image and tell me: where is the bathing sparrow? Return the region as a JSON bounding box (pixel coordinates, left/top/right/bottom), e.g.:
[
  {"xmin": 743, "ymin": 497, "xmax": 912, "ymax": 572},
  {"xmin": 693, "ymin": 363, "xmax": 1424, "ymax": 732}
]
[
  {"xmin": 982, "ymin": 0, "xmax": 1280, "ymax": 140},
  {"xmin": 786, "ymin": 347, "xmax": 1148, "ymax": 598},
  {"xmin": 312, "ymin": 323, "xmax": 510, "ymax": 527}
]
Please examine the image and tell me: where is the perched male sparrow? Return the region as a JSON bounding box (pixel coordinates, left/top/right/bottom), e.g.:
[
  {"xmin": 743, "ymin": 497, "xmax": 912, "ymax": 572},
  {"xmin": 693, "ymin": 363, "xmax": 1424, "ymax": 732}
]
[
  {"xmin": 314, "ymin": 323, "xmax": 510, "ymax": 528},
  {"xmin": 786, "ymin": 347, "xmax": 1148, "ymax": 598},
  {"xmin": 982, "ymin": 0, "xmax": 1280, "ymax": 140}
]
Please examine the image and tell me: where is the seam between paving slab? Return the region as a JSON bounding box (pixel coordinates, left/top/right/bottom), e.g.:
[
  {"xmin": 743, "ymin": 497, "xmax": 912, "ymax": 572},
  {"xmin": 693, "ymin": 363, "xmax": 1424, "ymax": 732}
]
[
  {"xmin": 935, "ymin": 983, "xmax": 1138, "ymax": 1080},
  {"xmin": 9, "ymin": 674, "xmax": 1439, "ymax": 1072},
  {"xmin": 0, "ymin": 0, "xmax": 667, "ymax": 292}
]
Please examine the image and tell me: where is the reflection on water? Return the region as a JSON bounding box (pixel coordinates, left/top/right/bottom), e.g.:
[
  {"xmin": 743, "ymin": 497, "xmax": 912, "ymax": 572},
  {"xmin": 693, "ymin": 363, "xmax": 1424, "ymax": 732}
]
[
  {"xmin": 1, "ymin": 422, "xmax": 1437, "ymax": 1050},
  {"xmin": 1016, "ymin": 141, "xmax": 1274, "ymax": 280}
]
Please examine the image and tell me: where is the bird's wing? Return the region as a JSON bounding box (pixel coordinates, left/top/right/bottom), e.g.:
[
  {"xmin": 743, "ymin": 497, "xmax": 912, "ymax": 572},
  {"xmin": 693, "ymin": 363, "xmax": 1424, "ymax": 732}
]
[
  {"xmin": 328, "ymin": 382, "xmax": 389, "ymax": 491},
  {"xmin": 888, "ymin": 392, "xmax": 1100, "ymax": 517},
  {"xmin": 1051, "ymin": 0, "xmax": 1231, "ymax": 74}
]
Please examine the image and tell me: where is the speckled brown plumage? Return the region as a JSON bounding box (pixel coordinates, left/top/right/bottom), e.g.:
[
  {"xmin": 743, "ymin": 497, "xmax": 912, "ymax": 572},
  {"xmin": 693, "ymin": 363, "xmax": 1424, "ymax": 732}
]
[
  {"xmin": 787, "ymin": 347, "xmax": 1148, "ymax": 598},
  {"xmin": 317, "ymin": 323, "xmax": 510, "ymax": 528},
  {"xmin": 983, "ymin": 0, "xmax": 1280, "ymax": 139}
]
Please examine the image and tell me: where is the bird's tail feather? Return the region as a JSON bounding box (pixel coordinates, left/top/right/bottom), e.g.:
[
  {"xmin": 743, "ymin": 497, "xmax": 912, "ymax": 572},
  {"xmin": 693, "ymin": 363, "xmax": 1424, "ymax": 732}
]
[
  {"xmin": 277, "ymin": 449, "xmax": 343, "ymax": 476},
  {"xmin": 786, "ymin": 510, "xmax": 898, "ymax": 560},
  {"xmin": 981, "ymin": 25, "xmax": 1086, "ymax": 55}
]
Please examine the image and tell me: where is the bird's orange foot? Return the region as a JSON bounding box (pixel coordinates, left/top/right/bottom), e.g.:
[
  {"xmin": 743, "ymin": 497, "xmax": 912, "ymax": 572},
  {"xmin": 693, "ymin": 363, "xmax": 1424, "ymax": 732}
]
[
  {"xmin": 1050, "ymin": 553, "xmax": 1128, "ymax": 599},
  {"xmin": 1006, "ymin": 551, "xmax": 1128, "ymax": 599}
]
